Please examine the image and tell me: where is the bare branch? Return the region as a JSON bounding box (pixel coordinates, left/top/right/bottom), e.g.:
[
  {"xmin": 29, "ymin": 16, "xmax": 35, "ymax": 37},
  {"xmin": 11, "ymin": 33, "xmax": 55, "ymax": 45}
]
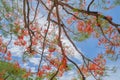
[
  {"xmin": 30, "ymin": 0, "xmax": 39, "ymax": 24},
  {"xmin": 87, "ymin": 0, "xmax": 94, "ymax": 12},
  {"xmin": 37, "ymin": 4, "xmax": 55, "ymax": 71}
]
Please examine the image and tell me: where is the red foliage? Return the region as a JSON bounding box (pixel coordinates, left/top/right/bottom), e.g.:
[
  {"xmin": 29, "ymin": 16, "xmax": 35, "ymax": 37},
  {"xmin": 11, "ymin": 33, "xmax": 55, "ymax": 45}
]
[
  {"xmin": 14, "ymin": 36, "xmax": 27, "ymax": 46},
  {"xmin": 23, "ymin": 69, "xmax": 31, "ymax": 78},
  {"xmin": 84, "ymin": 24, "xmax": 93, "ymax": 34},
  {"xmin": 80, "ymin": 54, "xmax": 106, "ymax": 77},
  {"xmin": 58, "ymin": 57, "xmax": 67, "ymax": 76},
  {"xmin": 37, "ymin": 70, "xmax": 44, "ymax": 77},
  {"xmin": 14, "ymin": 61, "xmax": 20, "ymax": 68},
  {"xmin": 4, "ymin": 51, "xmax": 12, "ymax": 61},
  {"xmin": 0, "ymin": 78, "xmax": 4, "ymax": 80},
  {"xmin": 77, "ymin": 21, "xmax": 85, "ymax": 32},
  {"xmin": 42, "ymin": 65, "xmax": 51, "ymax": 71}
]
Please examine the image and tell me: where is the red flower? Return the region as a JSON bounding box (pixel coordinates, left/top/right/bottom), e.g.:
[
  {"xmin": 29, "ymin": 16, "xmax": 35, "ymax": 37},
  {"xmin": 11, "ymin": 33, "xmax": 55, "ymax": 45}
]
[
  {"xmin": 77, "ymin": 21, "xmax": 84, "ymax": 32},
  {"xmin": 4, "ymin": 56, "xmax": 12, "ymax": 61},
  {"xmin": 37, "ymin": 70, "xmax": 44, "ymax": 77},
  {"xmin": 89, "ymin": 63, "xmax": 98, "ymax": 70},
  {"xmin": 42, "ymin": 65, "xmax": 51, "ymax": 70},
  {"xmin": 23, "ymin": 69, "xmax": 31, "ymax": 78}
]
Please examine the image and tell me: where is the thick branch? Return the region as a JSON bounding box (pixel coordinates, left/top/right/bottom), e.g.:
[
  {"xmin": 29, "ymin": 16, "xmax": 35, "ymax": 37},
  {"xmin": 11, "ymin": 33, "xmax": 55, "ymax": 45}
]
[
  {"xmin": 58, "ymin": 1, "xmax": 120, "ymax": 34},
  {"xmin": 23, "ymin": 0, "xmax": 27, "ymax": 28},
  {"xmin": 87, "ymin": 0, "xmax": 94, "ymax": 12},
  {"xmin": 37, "ymin": 4, "xmax": 55, "ymax": 71},
  {"xmin": 30, "ymin": 0, "xmax": 39, "ymax": 24}
]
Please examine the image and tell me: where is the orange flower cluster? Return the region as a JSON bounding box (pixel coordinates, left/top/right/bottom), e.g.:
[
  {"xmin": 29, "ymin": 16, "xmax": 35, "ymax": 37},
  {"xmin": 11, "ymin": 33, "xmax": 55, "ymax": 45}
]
[
  {"xmin": 0, "ymin": 37, "xmax": 7, "ymax": 53},
  {"xmin": 80, "ymin": 54, "xmax": 106, "ymax": 77},
  {"xmin": 67, "ymin": 13, "xmax": 78, "ymax": 24},
  {"xmin": 77, "ymin": 21, "xmax": 93, "ymax": 34},
  {"xmin": 49, "ymin": 58, "xmax": 59, "ymax": 67},
  {"xmin": 42, "ymin": 65, "xmax": 51, "ymax": 71},
  {"xmin": 98, "ymin": 37, "xmax": 107, "ymax": 45},
  {"xmin": 58, "ymin": 57, "xmax": 67, "ymax": 76},
  {"xmin": 14, "ymin": 61, "xmax": 20, "ymax": 68},
  {"xmin": 14, "ymin": 35, "xmax": 27, "ymax": 46},
  {"xmin": 4, "ymin": 51, "xmax": 12, "ymax": 61},
  {"xmin": 37, "ymin": 70, "xmax": 44, "ymax": 77},
  {"xmin": 0, "ymin": 36, "xmax": 12, "ymax": 61},
  {"xmin": 23, "ymin": 69, "xmax": 31, "ymax": 78}
]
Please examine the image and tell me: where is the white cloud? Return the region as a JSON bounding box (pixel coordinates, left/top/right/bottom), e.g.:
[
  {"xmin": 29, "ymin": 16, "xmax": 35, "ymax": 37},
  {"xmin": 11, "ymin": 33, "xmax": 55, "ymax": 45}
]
[
  {"xmin": 62, "ymin": 37, "xmax": 82, "ymax": 61},
  {"xmin": 29, "ymin": 57, "xmax": 40, "ymax": 65},
  {"xmin": 22, "ymin": 63, "xmax": 36, "ymax": 72},
  {"xmin": 30, "ymin": 67, "xmax": 36, "ymax": 72},
  {"xmin": 103, "ymin": 66, "xmax": 120, "ymax": 80},
  {"xmin": 59, "ymin": 71, "xmax": 77, "ymax": 80},
  {"xmin": 10, "ymin": 46, "xmax": 24, "ymax": 57}
]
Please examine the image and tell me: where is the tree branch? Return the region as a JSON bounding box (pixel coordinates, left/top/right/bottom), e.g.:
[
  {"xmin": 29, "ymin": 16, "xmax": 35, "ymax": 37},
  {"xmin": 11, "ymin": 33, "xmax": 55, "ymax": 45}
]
[
  {"xmin": 58, "ymin": 1, "xmax": 120, "ymax": 34},
  {"xmin": 87, "ymin": 0, "xmax": 94, "ymax": 12},
  {"xmin": 37, "ymin": 4, "xmax": 55, "ymax": 71}
]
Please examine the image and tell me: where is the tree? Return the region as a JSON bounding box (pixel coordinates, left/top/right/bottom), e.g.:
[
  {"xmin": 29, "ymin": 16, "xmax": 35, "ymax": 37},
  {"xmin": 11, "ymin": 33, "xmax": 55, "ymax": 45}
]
[{"xmin": 0, "ymin": 0, "xmax": 120, "ymax": 80}]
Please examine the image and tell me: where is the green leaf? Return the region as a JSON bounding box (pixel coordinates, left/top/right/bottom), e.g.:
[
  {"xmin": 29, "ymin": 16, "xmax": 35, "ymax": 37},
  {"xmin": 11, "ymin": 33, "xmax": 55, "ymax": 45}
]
[
  {"xmin": 36, "ymin": 77, "xmax": 44, "ymax": 80},
  {"xmin": 114, "ymin": 0, "xmax": 120, "ymax": 5},
  {"xmin": 73, "ymin": 33, "xmax": 90, "ymax": 42},
  {"xmin": 0, "ymin": 61, "xmax": 27, "ymax": 79},
  {"xmin": 67, "ymin": 64, "xmax": 74, "ymax": 70},
  {"xmin": 73, "ymin": 8, "xmax": 79, "ymax": 12}
]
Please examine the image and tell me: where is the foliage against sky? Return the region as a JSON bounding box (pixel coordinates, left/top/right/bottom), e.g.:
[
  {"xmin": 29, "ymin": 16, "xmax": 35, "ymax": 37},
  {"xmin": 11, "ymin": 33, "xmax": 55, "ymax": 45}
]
[{"xmin": 0, "ymin": 0, "xmax": 120, "ymax": 80}]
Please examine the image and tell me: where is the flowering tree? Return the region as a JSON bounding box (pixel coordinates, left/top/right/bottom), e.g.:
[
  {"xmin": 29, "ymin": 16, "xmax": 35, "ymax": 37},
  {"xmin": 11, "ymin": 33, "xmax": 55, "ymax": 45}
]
[{"xmin": 0, "ymin": 0, "xmax": 120, "ymax": 80}]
